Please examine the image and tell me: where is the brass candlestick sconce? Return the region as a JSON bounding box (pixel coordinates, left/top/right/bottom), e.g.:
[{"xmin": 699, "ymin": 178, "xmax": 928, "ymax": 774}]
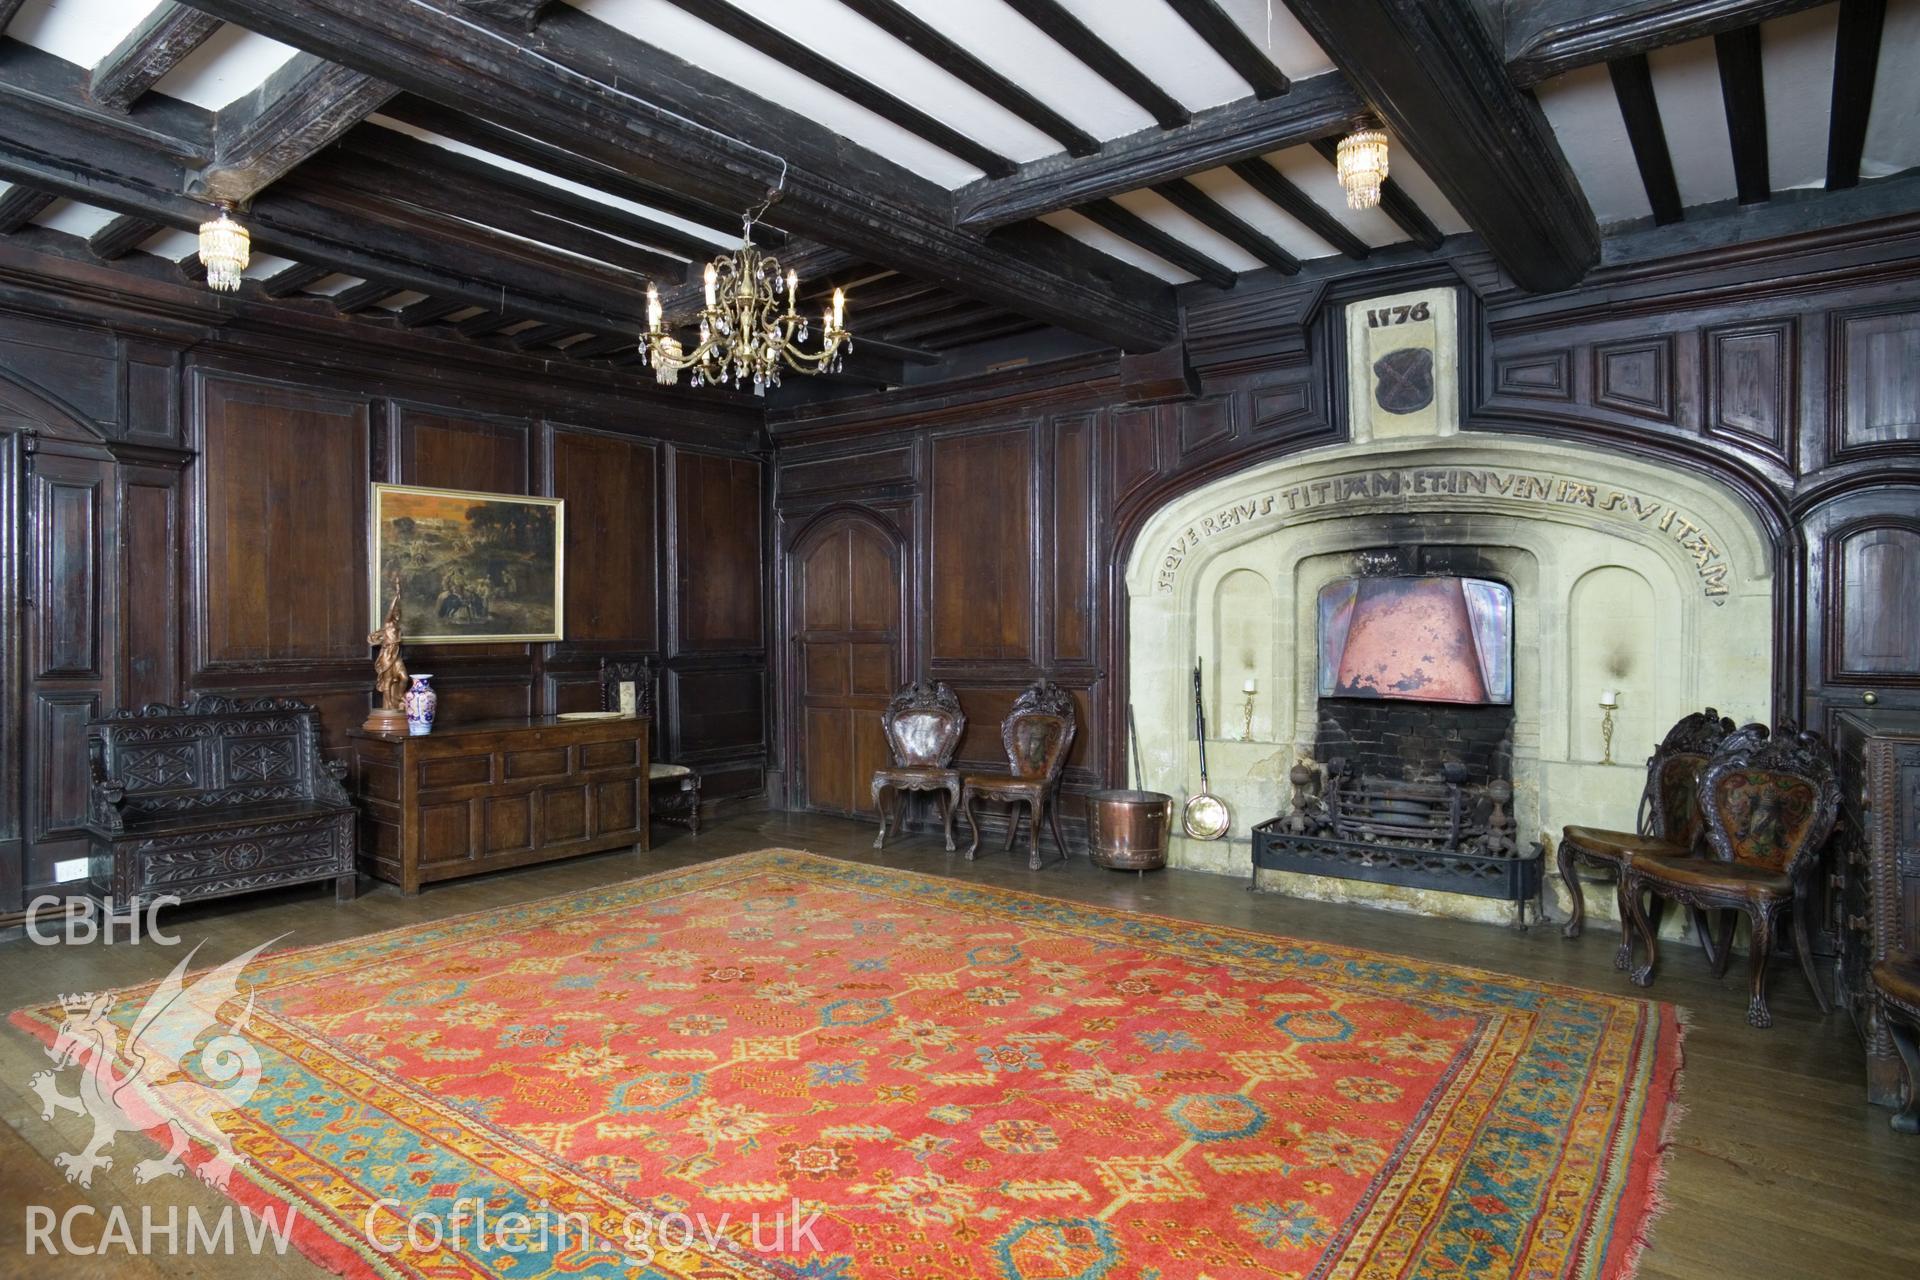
[
  {"xmin": 1240, "ymin": 678, "xmax": 1257, "ymax": 742},
  {"xmin": 1598, "ymin": 689, "xmax": 1620, "ymax": 765}
]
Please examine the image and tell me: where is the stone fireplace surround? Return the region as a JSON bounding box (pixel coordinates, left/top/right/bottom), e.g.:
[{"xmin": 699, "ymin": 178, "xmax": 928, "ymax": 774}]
[{"xmin": 1123, "ymin": 431, "xmax": 1775, "ymax": 927}]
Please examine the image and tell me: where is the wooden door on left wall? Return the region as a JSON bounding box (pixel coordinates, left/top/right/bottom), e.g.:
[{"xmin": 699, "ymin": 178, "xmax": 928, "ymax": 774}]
[{"xmin": 789, "ymin": 516, "xmax": 901, "ymax": 817}]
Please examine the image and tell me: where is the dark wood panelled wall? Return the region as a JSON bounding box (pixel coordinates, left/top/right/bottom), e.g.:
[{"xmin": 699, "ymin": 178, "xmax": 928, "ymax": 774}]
[
  {"xmin": 6, "ymin": 211, "xmax": 1920, "ymax": 907},
  {"xmin": 0, "ymin": 247, "xmax": 768, "ymax": 913},
  {"xmin": 769, "ymin": 218, "xmax": 1920, "ymax": 836}
]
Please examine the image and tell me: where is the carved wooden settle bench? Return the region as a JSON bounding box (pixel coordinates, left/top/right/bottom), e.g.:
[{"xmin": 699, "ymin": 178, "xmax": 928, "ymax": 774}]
[{"xmin": 86, "ymin": 696, "xmax": 358, "ymax": 911}]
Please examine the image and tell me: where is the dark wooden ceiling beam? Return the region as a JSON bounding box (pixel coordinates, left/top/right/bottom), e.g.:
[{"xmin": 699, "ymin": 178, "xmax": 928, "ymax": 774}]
[
  {"xmin": 1077, "ymin": 199, "xmax": 1237, "ymax": 288},
  {"xmin": 565, "ymin": 332, "xmax": 638, "ymax": 360},
  {"xmin": 1226, "ymin": 157, "xmax": 1369, "ymax": 259},
  {"xmin": 330, "ymin": 278, "xmax": 397, "ymax": 313},
  {"xmin": 175, "ymin": 251, "xmax": 206, "ymax": 282},
  {"xmin": 1507, "ymin": 0, "xmax": 1828, "ymax": 86},
  {"xmin": 1713, "ymin": 25, "xmax": 1770, "ymax": 204},
  {"xmin": 1827, "ymin": 0, "xmax": 1886, "ymax": 190},
  {"xmin": 90, "ymin": 3, "xmax": 223, "ymax": 111},
  {"xmin": 457, "ymin": 0, "xmax": 560, "ymax": 29},
  {"xmin": 835, "ymin": 0, "xmax": 1098, "ymax": 155},
  {"xmin": 1164, "ymin": 0, "xmax": 1291, "ymax": 98},
  {"xmin": 857, "ymin": 290, "xmax": 977, "ymax": 331},
  {"xmin": 1150, "ymin": 179, "xmax": 1300, "ymax": 274},
  {"xmin": 175, "ymin": 0, "xmax": 1178, "ymax": 350},
  {"xmin": 655, "ymin": 0, "xmax": 1016, "ymax": 177},
  {"xmin": 1608, "ymin": 54, "xmax": 1685, "ymax": 224},
  {"xmin": 377, "ymin": 96, "xmax": 787, "ymax": 248},
  {"xmin": 311, "ymin": 149, "xmax": 690, "ymax": 281},
  {"xmin": 506, "ymin": 321, "xmax": 575, "ymax": 350},
  {"xmin": 455, "ymin": 309, "xmax": 522, "ymax": 337},
  {"xmin": 396, "ymin": 296, "xmax": 468, "ymax": 328},
  {"xmin": 1284, "ymin": 0, "xmax": 1598, "ymax": 292},
  {"xmin": 923, "ymin": 315, "xmax": 1044, "ymax": 349},
  {"xmin": 877, "ymin": 301, "xmax": 1003, "ymax": 343},
  {"xmin": 0, "ymin": 0, "xmax": 29, "ymax": 34},
  {"xmin": 854, "ymin": 334, "xmax": 943, "ymax": 365},
  {"xmin": 0, "ymin": 72, "xmax": 650, "ymax": 330},
  {"xmin": 0, "ymin": 184, "xmax": 55, "ymax": 234},
  {"xmin": 193, "ymin": 53, "xmax": 397, "ymax": 203},
  {"xmin": 953, "ymin": 73, "xmax": 1369, "ymax": 228},
  {"xmin": 1308, "ymin": 136, "xmax": 1442, "ymax": 249},
  {"xmin": 87, "ymin": 214, "xmax": 162, "ymax": 260},
  {"xmin": 259, "ymin": 260, "xmax": 331, "ymax": 297},
  {"xmin": 344, "ymin": 124, "xmax": 720, "ymax": 261},
  {"xmin": 1001, "ymin": 0, "xmax": 1189, "ymax": 126}
]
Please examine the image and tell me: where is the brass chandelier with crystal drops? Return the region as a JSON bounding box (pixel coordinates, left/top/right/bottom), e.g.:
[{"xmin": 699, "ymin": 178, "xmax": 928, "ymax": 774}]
[{"xmin": 641, "ymin": 217, "xmax": 850, "ymax": 394}]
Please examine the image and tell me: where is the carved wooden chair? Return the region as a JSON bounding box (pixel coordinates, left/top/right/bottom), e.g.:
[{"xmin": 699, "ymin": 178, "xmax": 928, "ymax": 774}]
[
  {"xmin": 1873, "ymin": 949, "xmax": 1920, "ymax": 1133},
  {"xmin": 871, "ymin": 682, "xmax": 966, "ymax": 851},
  {"xmin": 1558, "ymin": 708, "xmax": 1736, "ymax": 967},
  {"xmin": 1622, "ymin": 724, "xmax": 1841, "ymax": 1028},
  {"xmin": 600, "ymin": 659, "xmax": 701, "ymax": 834},
  {"xmin": 961, "ymin": 681, "xmax": 1077, "ymax": 871}
]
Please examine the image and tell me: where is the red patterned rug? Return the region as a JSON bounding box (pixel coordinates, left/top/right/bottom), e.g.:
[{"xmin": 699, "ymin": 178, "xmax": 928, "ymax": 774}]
[{"xmin": 11, "ymin": 850, "xmax": 1681, "ymax": 1279}]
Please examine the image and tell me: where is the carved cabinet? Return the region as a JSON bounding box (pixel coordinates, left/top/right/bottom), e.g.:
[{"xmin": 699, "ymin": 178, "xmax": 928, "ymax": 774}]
[
  {"xmin": 349, "ymin": 716, "xmax": 650, "ymax": 894},
  {"xmin": 1831, "ymin": 710, "xmax": 1920, "ymax": 1104}
]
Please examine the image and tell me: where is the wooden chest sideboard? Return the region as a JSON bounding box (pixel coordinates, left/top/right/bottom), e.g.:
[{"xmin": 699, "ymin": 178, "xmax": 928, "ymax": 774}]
[
  {"xmin": 349, "ymin": 716, "xmax": 650, "ymax": 893},
  {"xmin": 1831, "ymin": 709, "xmax": 1920, "ymax": 1105}
]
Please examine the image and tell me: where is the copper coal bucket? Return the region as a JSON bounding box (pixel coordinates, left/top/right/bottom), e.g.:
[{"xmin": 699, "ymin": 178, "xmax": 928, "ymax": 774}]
[{"xmin": 1086, "ymin": 789, "xmax": 1172, "ymax": 871}]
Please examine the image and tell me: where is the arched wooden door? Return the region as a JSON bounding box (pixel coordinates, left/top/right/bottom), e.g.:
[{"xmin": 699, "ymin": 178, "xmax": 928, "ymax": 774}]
[{"xmin": 788, "ymin": 514, "xmax": 902, "ymax": 817}]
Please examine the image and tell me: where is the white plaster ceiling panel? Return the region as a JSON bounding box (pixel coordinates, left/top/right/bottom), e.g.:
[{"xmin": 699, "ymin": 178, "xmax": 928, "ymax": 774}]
[
  {"xmin": 380, "ymin": 290, "xmax": 430, "ymax": 311},
  {"xmin": 148, "ymin": 24, "xmax": 302, "ymax": 111},
  {"xmin": 368, "ymin": 115, "xmax": 735, "ymax": 253},
  {"xmin": 1207, "ymin": 0, "xmax": 1335, "ymax": 80},
  {"xmin": 571, "ymin": 0, "xmax": 986, "ymax": 186},
  {"xmin": 30, "ymin": 199, "xmax": 123, "ymax": 237},
  {"xmin": 1862, "ymin": 0, "xmax": 1920, "ymax": 180},
  {"xmin": 5, "ymin": 0, "xmax": 161, "ymax": 69},
  {"xmin": 1645, "ymin": 38, "xmax": 1739, "ymax": 208},
  {"xmin": 677, "ymin": 0, "xmax": 1065, "ymax": 164},
  {"xmin": 1384, "ymin": 152, "xmax": 1471, "ymax": 236},
  {"xmin": 240, "ymin": 252, "xmax": 298, "ymax": 279},
  {"xmin": 1049, "ymin": 0, "xmax": 1270, "ymax": 111},
  {"xmin": 301, "ymin": 273, "xmax": 367, "ymax": 297},
  {"xmin": 1110, "ymin": 187, "xmax": 1264, "ymax": 273},
  {"xmin": 1263, "ymin": 144, "xmax": 1404, "ymax": 247},
  {"xmin": 1183, "ymin": 164, "xmax": 1342, "ymax": 260},
  {"xmin": 1759, "ymin": 4, "xmax": 1839, "ymax": 192},
  {"xmin": 888, "ymin": 0, "xmax": 1157, "ymax": 140},
  {"xmin": 141, "ymin": 227, "xmax": 202, "ymax": 261},
  {"xmin": 1039, "ymin": 209, "xmax": 1194, "ymax": 282},
  {"xmin": 1535, "ymin": 62, "xmax": 1654, "ymax": 225}
]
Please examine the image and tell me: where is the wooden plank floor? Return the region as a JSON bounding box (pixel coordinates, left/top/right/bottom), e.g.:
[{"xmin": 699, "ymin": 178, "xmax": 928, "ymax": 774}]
[{"xmin": 2, "ymin": 811, "xmax": 1915, "ymax": 1279}]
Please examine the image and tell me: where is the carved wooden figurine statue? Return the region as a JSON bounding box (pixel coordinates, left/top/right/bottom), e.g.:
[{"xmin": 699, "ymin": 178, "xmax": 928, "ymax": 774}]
[{"xmin": 365, "ymin": 576, "xmax": 409, "ymax": 732}]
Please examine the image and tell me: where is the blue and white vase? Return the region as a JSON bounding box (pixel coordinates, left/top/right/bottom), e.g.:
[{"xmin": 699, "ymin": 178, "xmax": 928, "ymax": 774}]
[{"xmin": 404, "ymin": 674, "xmax": 437, "ymax": 736}]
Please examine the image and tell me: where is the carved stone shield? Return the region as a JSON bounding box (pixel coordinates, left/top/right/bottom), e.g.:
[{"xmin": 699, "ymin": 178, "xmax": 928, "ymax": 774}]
[{"xmin": 1373, "ymin": 346, "xmax": 1435, "ymax": 415}]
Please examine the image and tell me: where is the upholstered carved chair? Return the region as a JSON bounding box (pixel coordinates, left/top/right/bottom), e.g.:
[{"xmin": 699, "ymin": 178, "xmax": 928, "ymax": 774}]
[
  {"xmin": 600, "ymin": 659, "xmax": 701, "ymax": 835},
  {"xmin": 1558, "ymin": 708, "xmax": 1736, "ymax": 966},
  {"xmin": 961, "ymin": 681, "xmax": 1077, "ymax": 871},
  {"xmin": 871, "ymin": 682, "xmax": 966, "ymax": 851},
  {"xmin": 1622, "ymin": 724, "xmax": 1841, "ymax": 1028},
  {"xmin": 1872, "ymin": 952, "xmax": 1920, "ymax": 1133}
]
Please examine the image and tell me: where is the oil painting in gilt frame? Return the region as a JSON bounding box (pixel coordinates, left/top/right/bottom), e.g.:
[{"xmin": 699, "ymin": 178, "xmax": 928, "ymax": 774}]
[{"xmin": 371, "ymin": 483, "xmax": 564, "ymax": 644}]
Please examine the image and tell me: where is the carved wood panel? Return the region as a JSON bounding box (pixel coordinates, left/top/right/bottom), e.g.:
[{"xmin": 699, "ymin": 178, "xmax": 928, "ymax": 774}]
[
  {"xmin": 788, "ymin": 517, "xmax": 899, "ymax": 815},
  {"xmin": 1593, "ymin": 336, "xmax": 1673, "ymax": 422},
  {"xmin": 1833, "ymin": 523, "xmax": 1920, "ymax": 680},
  {"xmin": 1705, "ymin": 320, "xmax": 1794, "ymax": 463},
  {"xmin": 674, "ymin": 449, "xmax": 764, "ymax": 652},
  {"xmin": 199, "ymin": 376, "xmax": 370, "ymax": 668},
  {"xmin": 397, "ymin": 406, "xmax": 531, "ymax": 493},
  {"xmin": 35, "ymin": 465, "xmax": 103, "ymax": 678},
  {"xmin": 552, "ymin": 428, "xmax": 658, "ymax": 649},
  {"xmin": 1051, "ymin": 414, "xmax": 1096, "ymax": 664},
  {"xmin": 1833, "ymin": 306, "xmax": 1920, "ymax": 462},
  {"xmin": 120, "ymin": 473, "xmax": 180, "ymax": 709},
  {"xmin": 930, "ymin": 425, "xmax": 1034, "ymax": 662}
]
